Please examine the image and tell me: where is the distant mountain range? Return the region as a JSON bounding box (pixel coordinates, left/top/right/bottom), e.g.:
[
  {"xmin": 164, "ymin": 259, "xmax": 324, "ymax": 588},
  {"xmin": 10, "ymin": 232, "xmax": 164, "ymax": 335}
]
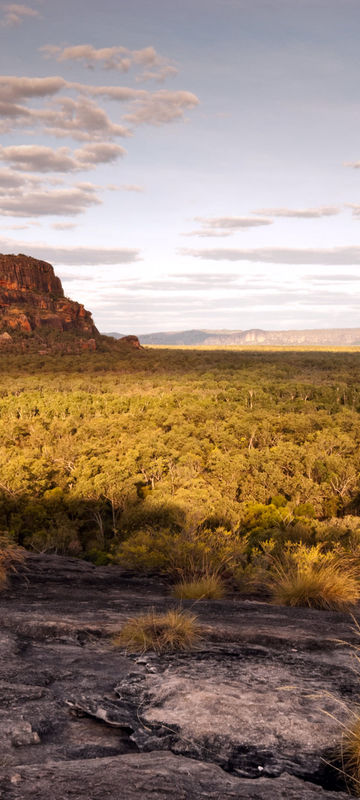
[{"xmin": 105, "ymin": 328, "xmax": 360, "ymax": 346}]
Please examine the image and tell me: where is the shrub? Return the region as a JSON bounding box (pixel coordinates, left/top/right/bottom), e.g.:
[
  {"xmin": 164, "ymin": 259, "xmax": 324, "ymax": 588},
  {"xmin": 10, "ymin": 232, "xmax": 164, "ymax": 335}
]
[
  {"xmin": 0, "ymin": 534, "xmax": 26, "ymax": 589},
  {"xmin": 116, "ymin": 526, "xmax": 247, "ymax": 581},
  {"xmin": 173, "ymin": 574, "xmax": 225, "ymax": 600},
  {"xmin": 268, "ymin": 545, "xmax": 360, "ymax": 611},
  {"xmin": 114, "ymin": 608, "xmax": 201, "ymax": 654}
]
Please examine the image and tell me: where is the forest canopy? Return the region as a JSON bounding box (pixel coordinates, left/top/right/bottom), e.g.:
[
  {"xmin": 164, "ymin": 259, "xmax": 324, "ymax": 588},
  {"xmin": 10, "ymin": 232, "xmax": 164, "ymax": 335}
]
[{"xmin": 0, "ymin": 346, "xmax": 359, "ymax": 577}]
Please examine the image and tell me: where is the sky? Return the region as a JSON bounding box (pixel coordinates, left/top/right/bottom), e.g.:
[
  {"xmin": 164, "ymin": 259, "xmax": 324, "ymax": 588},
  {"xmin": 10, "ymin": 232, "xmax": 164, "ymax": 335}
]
[{"xmin": 0, "ymin": 0, "xmax": 360, "ymax": 334}]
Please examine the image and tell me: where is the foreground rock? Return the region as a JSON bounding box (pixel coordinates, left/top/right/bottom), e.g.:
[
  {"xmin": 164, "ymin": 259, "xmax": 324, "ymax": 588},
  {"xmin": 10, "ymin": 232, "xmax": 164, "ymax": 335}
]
[
  {"xmin": 0, "ymin": 753, "xmax": 352, "ymax": 800},
  {"xmin": 0, "ymin": 554, "xmax": 358, "ymax": 799}
]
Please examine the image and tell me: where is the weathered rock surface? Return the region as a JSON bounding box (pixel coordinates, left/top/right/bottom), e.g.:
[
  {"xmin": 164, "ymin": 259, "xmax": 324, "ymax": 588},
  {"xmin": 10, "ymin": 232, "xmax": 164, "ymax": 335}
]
[
  {"xmin": 0, "ymin": 754, "xmax": 353, "ymax": 800},
  {"xmin": 0, "ymin": 253, "xmax": 98, "ymax": 339},
  {"xmin": 0, "ymin": 553, "xmax": 358, "ymax": 799}
]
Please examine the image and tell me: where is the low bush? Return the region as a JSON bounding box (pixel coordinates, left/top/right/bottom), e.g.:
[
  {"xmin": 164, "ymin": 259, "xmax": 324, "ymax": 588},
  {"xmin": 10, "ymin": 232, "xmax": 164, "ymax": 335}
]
[
  {"xmin": 113, "ymin": 608, "xmax": 201, "ymax": 654},
  {"xmin": 268, "ymin": 545, "xmax": 360, "ymax": 611},
  {"xmin": 173, "ymin": 574, "xmax": 225, "ymax": 600},
  {"xmin": 116, "ymin": 526, "xmax": 247, "ymax": 581}
]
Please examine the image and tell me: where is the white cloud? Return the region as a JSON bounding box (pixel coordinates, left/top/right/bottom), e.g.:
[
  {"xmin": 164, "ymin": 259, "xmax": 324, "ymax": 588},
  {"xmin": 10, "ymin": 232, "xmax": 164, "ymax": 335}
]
[
  {"xmin": 251, "ymin": 206, "xmax": 340, "ymax": 218},
  {"xmin": 0, "ymin": 76, "xmax": 199, "ymax": 140},
  {"xmin": 40, "ymin": 43, "xmax": 178, "ymax": 82},
  {"xmin": 184, "ymin": 215, "xmax": 273, "ymax": 237},
  {"xmin": 75, "ymin": 142, "xmax": 126, "ymax": 165},
  {"xmin": 0, "ymin": 144, "xmax": 77, "ymax": 172},
  {"xmin": 123, "ymin": 90, "xmax": 199, "ymax": 125},
  {"xmin": 0, "ymin": 142, "xmax": 126, "ymax": 172},
  {"xmin": 1, "ymin": 3, "xmax": 40, "ymax": 27},
  {"xmin": 39, "ymin": 96, "xmax": 131, "ymax": 141},
  {"xmin": 195, "ymin": 215, "xmax": 273, "ymax": 229},
  {"xmin": 52, "ymin": 222, "xmax": 78, "ymax": 230},
  {"xmin": 121, "ymin": 184, "xmax": 144, "ymax": 192},
  {"xmin": 0, "ymin": 75, "xmax": 67, "ymax": 102},
  {"xmin": 181, "ymin": 246, "xmax": 360, "ymax": 264},
  {"xmin": 0, "ymin": 237, "xmax": 141, "ymax": 264},
  {"xmin": 182, "ymin": 229, "xmax": 234, "ymax": 238},
  {"xmin": 0, "ymin": 182, "xmax": 100, "ymax": 216}
]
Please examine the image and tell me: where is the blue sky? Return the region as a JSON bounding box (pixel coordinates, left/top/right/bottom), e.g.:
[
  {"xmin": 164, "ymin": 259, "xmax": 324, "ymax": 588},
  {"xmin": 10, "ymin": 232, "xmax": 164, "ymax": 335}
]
[{"xmin": 0, "ymin": 0, "xmax": 360, "ymax": 333}]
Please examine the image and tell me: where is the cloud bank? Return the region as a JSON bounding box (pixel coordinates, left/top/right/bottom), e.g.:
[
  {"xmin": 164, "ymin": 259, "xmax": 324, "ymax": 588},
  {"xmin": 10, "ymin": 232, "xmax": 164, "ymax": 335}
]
[
  {"xmin": 182, "ymin": 246, "xmax": 360, "ymax": 265},
  {"xmin": 40, "ymin": 44, "xmax": 178, "ymax": 83},
  {"xmin": 0, "ymin": 237, "xmax": 141, "ymax": 264},
  {"xmin": 251, "ymin": 206, "xmax": 340, "ymax": 218},
  {"xmin": 1, "ymin": 3, "xmax": 40, "ymax": 27}
]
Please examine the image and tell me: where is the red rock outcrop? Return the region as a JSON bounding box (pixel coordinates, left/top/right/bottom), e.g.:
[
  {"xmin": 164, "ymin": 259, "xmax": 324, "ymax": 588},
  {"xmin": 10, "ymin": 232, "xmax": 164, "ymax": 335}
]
[
  {"xmin": 0, "ymin": 253, "xmax": 98, "ymax": 339},
  {"xmin": 118, "ymin": 334, "xmax": 142, "ymax": 349}
]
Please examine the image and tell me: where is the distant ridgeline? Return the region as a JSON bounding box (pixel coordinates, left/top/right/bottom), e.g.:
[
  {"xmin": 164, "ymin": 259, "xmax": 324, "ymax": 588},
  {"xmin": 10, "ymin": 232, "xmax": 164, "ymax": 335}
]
[
  {"xmin": 0, "ymin": 253, "xmax": 140, "ymax": 353},
  {"xmin": 107, "ymin": 328, "xmax": 360, "ymax": 346}
]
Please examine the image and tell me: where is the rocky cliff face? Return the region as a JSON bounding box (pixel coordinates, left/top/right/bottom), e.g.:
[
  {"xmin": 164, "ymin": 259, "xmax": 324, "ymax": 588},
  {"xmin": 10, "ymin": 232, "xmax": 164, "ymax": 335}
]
[{"xmin": 0, "ymin": 253, "xmax": 98, "ymax": 340}]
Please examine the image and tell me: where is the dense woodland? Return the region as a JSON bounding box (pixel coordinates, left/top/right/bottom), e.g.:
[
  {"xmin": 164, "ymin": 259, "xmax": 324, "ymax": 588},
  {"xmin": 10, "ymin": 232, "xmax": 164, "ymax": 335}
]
[{"xmin": 1, "ymin": 345, "xmax": 360, "ymax": 587}]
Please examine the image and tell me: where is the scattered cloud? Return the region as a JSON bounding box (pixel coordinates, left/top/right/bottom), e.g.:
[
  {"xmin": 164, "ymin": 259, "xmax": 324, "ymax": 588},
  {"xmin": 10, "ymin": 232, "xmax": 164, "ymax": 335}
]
[
  {"xmin": 345, "ymin": 203, "xmax": 360, "ymax": 217},
  {"xmin": 76, "ymin": 142, "xmax": 126, "ymax": 165},
  {"xmin": 40, "ymin": 43, "xmax": 178, "ymax": 82},
  {"xmin": 0, "ymin": 142, "xmax": 126, "ymax": 173},
  {"xmin": 183, "ymin": 229, "xmax": 234, "ymax": 238},
  {"xmin": 195, "ymin": 216, "xmax": 273, "ymax": 230},
  {"xmin": 0, "ymin": 144, "xmax": 76, "ymax": 172},
  {"xmin": 173, "ymin": 272, "xmax": 239, "ymax": 284},
  {"xmin": 52, "ymin": 222, "xmax": 78, "ymax": 230},
  {"xmin": 0, "ymin": 182, "xmax": 101, "ymax": 216},
  {"xmin": 305, "ymin": 273, "xmax": 360, "ymax": 282},
  {"xmin": 0, "ymin": 75, "xmax": 199, "ymax": 139},
  {"xmin": 39, "ymin": 97, "xmax": 131, "ymax": 141},
  {"xmin": 251, "ymin": 206, "xmax": 340, "ymax": 218},
  {"xmin": 0, "ymin": 237, "xmax": 141, "ymax": 264},
  {"xmin": 185, "ymin": 215, "xmax": 273, "ymax": 237},
  {"xmin": 123, "ymin": 90, "xmax": 199, "ymax": 125},
  {"xmin": 0, "ymin": 166, "xmax": 38, "ymax": 188},
  {"xmin": 0, "ymin": 75, "xmax": 67, "ymax": 102},
  {"xmin": 121, "ymin": 184, "xmax": 144, "ymax": 192},
  {"xmin": 181, "ymin": 246, "xmax": 360, "ymax": 265},
  {"xmin": 344, "ymin": 161, "xmax": 360, "ymax": 169},
  {"xmin": 1, "ymin": 3, "xmax": 40, "ymax": 27},
  {"xmin": 58, "ymin": 272, "xmax": 93, "ymax": 281}
]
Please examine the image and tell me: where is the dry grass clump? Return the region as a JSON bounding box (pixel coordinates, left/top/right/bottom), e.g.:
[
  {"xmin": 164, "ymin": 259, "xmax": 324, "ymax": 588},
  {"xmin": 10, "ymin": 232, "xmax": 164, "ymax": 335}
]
[
  {"xmin": 172, "ymin": 574, "xmax": 225, "ymax": 600},
  {"xmin": 113, "ymin": 608, "xmax": 201, "ymax": 654},
  {"xmin": 269, "ymin": 558, "xmax": 360, "ymax": 611},
  {"xmin": 0, "ymin": 535, "xmax": 26, "ymax": 590},
  {"xmin": 339, "ymin": 714, "xmax": 360, "ymax": 794}
]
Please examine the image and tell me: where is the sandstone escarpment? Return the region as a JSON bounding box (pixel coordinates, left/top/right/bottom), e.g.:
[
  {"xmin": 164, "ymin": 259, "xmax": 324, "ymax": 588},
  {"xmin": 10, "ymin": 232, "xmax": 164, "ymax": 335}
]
[{"xmin": 0, "ymin": 253, "xmax": 98, "ymax": 339}]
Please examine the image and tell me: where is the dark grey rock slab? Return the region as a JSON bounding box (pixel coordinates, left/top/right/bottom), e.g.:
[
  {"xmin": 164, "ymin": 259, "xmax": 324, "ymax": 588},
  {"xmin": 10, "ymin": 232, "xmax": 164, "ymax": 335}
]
[
  {"xmin": 0, "ymin": 752, "xmax": 355, "ymax": 800},
  {"xmin": 0, "ymin": 554, "xmax": 359, "ymax": 797}
]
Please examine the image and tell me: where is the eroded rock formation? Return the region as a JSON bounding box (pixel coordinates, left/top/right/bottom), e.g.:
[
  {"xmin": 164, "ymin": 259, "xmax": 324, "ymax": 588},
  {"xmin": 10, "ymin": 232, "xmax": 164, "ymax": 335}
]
[{"xmin": 0, "ymin": 253, "xmax": 98, "ymax": 339}]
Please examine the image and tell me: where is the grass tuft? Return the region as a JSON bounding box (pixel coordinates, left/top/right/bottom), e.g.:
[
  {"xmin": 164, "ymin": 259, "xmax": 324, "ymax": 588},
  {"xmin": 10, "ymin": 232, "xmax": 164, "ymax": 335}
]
[
  {"xmin": 172, "ymin": 575, "xmax": 225, "ymax": 600},
  {"xmin": 0, "ymin": 536, "xmax": 26, "ymax": 590},
  {"xmin": 113, "ymin": 608, "xmax": 201, "ymax": 654},
  {"xmin": 340, "ymin": 715, "xmax": 360, "ymax": 794},
  {"xmin": 268, "ymin": 559, "xmax": 360, "ymax": 611}
]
